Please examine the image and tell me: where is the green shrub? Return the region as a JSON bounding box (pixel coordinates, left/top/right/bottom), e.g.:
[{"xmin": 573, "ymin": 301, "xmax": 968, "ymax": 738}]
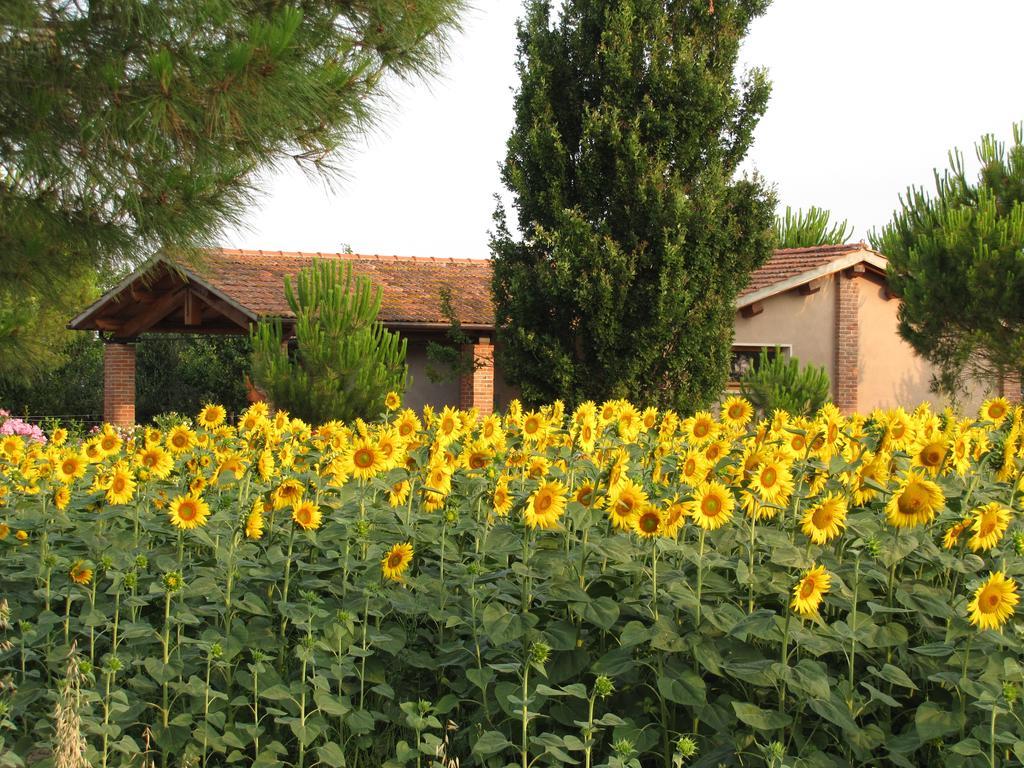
[{"xmin": 740, "ymin": 346, "xmax": 831, "ymax": 416}]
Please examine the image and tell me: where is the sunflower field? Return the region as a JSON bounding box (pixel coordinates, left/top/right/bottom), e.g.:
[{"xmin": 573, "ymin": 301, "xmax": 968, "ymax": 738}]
[{"xmin": 0, "ymin": 395, "xmax": 1022, "ymax": 768}]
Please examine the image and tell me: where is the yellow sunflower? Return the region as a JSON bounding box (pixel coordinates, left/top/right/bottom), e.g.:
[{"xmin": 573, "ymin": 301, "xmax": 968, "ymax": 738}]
[
  {"xmin": 97, "ymin": 430, "xmax": 122, "ymax": 457},
  {"xmin": 980, "ymin": 397, "xmax": 1012, "ymax": 426},
  {"xmin": 105, "ymin": 463, "xmax": 136, "ymax": 506},
  {"xmin": 912, "ymin": 438, "xmax": 949, "ymax": 476},
  {"xmin": 720, "ymin": 396, "xmax": 753, "ymax": 430},
  {"xmin": 967, "ymin": 571, "xmax": 1019, "ymax": 631},
  {"xmin": 168, "ymin": 494, "xmax": 211, "ymax": 530},
  {"xmin": 968, "ymin": 502, "xmax": 1011, "ymax": 552},
  {"xmin": 55, "ymin": 453, "xmax": 87, "ymax": 484},
  {"xmin": 493, "ymin": 478, "xmax": 513, "ymax": 516},
  {"xmin": 749, "ymin": 459, "xmax": 794, "ymax": 506},
  {"xmin": 885, "ymin": 471, "xmax": 944, "ymax": 529},
  {"xmin": 245, "ymin": 501, "xmax": 265, "ymax": 540},
  {"xmin": 632, "ymin": 507, "xmax": 665, "ymax": 538},
  {"xmin": 382, "ymin": 542, "xmax": 414, "ymax": 581},
  {"xmin": 606, "ymin": 479, "xmax": 648, "ymax": 531},
  {"xmin": 800, "ymin": 493, "xmax": 847, "ymax": 545},
  {"xmin": 166, "ymin": 425, "xmax": 194, "ymax": 454},
  {"xmin": 348, "ymin": 437, "xmax": 385, "ymax": 481},
  {"xmin": 291, "ymin": 500, "xmax": 323, "ymax": 531},
  {"xmin": 271, "ymin": 479, "xmax": 305, "ymax": 510},
  {"xmin": 524, "ymin": 480, "xmax": 568, "ymax": 530},
  {"xmin": 791, "ymin": 564, "xmax": 831, "ymax": 618},
  {"xmin": 389, "ymin": 480, "xmax": 411, "ymax": 508},
  {"xmin": 662, "ymin": 499, "xmax": 687, "ymax": 537},
  {"xmin": 686, "ymin": 411, "xmax": 718, "ymax": 444},
  {"xmin": 384, "ymin": 391, "xmax": 402, "ymax": 411},
  {"xmin": 574, "ymin": 482, "xmax": 596, "ymax": 509},
  {"xmin": 942, "ymin": 518, "xmax": 972, "ymax": 550},
  {"xmin": 678, "ymin": 450, "xmax": 709, "ymax": 486},
  {"xmin": 53, "ymin": 485, "xmax": 70, "ymax": 511},
  {"xmin": 688, "ymin": 482, "xmax": 735, "ymax": 531},
  {"xmin": 136, "ymin": 445, "xmax": 174, "ymax": 479},
  {"xmin": 69, "ymin": 561, "xmax": 93, "ymax": 586},
  {"xmin": 49, "ymin": 427, "xmax": 68, "ymax": 447},
  {"xmin": 394, "ymin": 409, "xmax": 422, "ymax": 442},
  {"xmin": 197, "ymin": 404, "xmax": 227, "ymax": 429}
]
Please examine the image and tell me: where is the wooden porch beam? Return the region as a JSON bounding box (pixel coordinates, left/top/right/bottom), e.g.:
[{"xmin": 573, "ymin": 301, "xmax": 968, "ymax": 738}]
[
  {"xmin": 117, "ymin": 286, "xmax": 187, "ymax": 338},
  {"xmin": 187, "ymin": 284, "xmax": 254, "ymax": 330}
]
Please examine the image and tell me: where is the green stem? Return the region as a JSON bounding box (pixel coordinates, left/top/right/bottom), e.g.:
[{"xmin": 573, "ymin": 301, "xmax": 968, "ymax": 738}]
[
  {"xmin": 520, "ymin": 662, "xmax": 530, "ymax": 768},
  {"xmin": 990, "ymin": 704, "xmax": 998, "ymax": 768},
  {"xmin": 650, "ymin": 541, "xmax": 659, "ymax": 621},
  {"xmin": 359, "ymin": 590, "xmax": 370, "ymax": 709},
  {"xmin": 747, "ymin": 514, "xmax": 757, "ymax": 613},
  {"xmin": 279, "ymin": 527, "xmax": 296, "ymax": 642},
  {"xmin": 779, "ymin": 609, "xmax": 792, "ymax": 717},
  {"xmin": 162, "ymin": 589, "xmax": 172, "ymax": 730},
  {"xmin": 583, "ymin": 695, "xmax": 596, "ymax": 768},
  {"xmin": 101, "ymin": 667, "xmax": 113, "ymax": 768},
  {"xmin": 202, "ymin": 654, "xmax": 212, "ymax": 767},
  {"xmin": 695, "ymin": 529, "xmax": 706, "ymax": 626},
  {"xmin": 848, "ymin": 555, "xmax": 860, "ymax": 713}
]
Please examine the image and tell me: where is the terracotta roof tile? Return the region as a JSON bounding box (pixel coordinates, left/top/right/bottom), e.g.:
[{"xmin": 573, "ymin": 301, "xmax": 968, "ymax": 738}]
[
  {"xmin": 194, "ymin": 249, "xmax": 495, "ymax": 327},
  {"xmin": 187, "ymin": 244, "xmax": 878, "ymax": 327},
  {"xmin": 739, "ymin": 243, "xmax": 873, "ymax": 297}
]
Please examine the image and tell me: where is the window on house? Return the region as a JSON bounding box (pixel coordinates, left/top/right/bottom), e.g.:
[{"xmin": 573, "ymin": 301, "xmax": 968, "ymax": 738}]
[{"xmin": 728, "ymin": 344, "xmax": 791, "ymax": 389}]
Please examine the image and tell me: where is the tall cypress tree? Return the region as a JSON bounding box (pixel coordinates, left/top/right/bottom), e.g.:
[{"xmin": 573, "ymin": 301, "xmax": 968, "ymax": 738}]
[
  {"xmin": 871, "ymin": 125, "xmax": 1024, "ymax": 398},
  {"xmin": 491, "ymin": 0, "xmax": 776, "ymax": 411}
]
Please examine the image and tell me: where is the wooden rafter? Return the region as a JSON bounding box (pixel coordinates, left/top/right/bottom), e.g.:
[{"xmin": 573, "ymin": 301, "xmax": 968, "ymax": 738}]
[{"xmin": 116, "ymin": 286, "xmax": 187, "ymax": 338}]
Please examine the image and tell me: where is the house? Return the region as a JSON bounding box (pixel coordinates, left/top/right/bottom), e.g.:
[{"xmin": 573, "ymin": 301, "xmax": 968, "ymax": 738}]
[{"xmin": 69, "ymin": 245, "xmax": 1012, "ymax": 426}]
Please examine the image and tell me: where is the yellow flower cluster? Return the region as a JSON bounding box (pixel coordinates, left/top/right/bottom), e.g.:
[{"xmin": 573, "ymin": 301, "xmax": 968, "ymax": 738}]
[{"xmin": 0, "ymin": 394, "xmax": 1021, "ymax": 630}]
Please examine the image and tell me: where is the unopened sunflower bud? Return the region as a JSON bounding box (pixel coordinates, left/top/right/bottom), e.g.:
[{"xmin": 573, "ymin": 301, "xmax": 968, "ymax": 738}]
[
  {"xmin": 99, "ymin": 555, "xmax": 114, "ymax": 572},
  {"xmin": 612, "ymin": 738, "xmax": 636, "ymax": 758},
  {"xmin": 528, "ymin": 641, "xmax": 550, "ymax": 666},
  {"xmin": 355, "ymin": 519, "xmax": 372, "ymax": 539},
  {"xmin": 1004, "ymin": 682, "xmax": 1019, "ymax": 705},
  {"xmin": 209, "ymin": 643, "xmax": 223, "ymax": 659},
  {"xmin": 765, "ymin": 741, "xmax": 785, "ymax": 763},
  {"xmin": 43, "ymin": 554, "xmax": 58, "ymax": 569},
  {"xmin": 593, "ymin": 675, "xmax": 614, "ymax": 699},
  {"xmin": 866, "ymin": 537, "xmax": 882, "ymax": 558},
  {"xmin": 135, "ymin": 554, "xmax": 149, "ymax": 570},
  {"xmin": 675, "ymin": 736, "xmax": 698, "ymax": 760},
  {"xmin": 444, "ymin": 508, "xmax": 459, "ymax": 525},
  {"xmin": 162, "ymin": 571, "xmax": 184, "ymax": 593},
  {"xmin": 1012, "ymin": 531, "xmax": 1024, "ymax": 557},
  {"xmin": 106, "ymin": 656, "xmax": 122, "ymax": 673},
  {"xmin": 123, "ymin": 571, "xmax": 138, "ymax": 589}
]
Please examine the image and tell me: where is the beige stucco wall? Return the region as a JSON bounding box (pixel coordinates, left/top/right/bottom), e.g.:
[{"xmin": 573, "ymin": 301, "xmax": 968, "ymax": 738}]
[
  {"xmin": 857, "ymin": 277, "xmax": 987, "ymax": 413},
  {"xmin": 403, "ymin": 338, "xmax": 461, "ymax": 412},
  {"xmin": 733, "ymin": 275, "xmax": 837, "ymax": 386}
]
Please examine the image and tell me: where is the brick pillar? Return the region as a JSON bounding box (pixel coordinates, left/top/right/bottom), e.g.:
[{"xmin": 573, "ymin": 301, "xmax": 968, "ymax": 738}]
[
  {"xmin": 103, "ymin": 340, "xmax": 137, "ymax": 427},
  {"xmin": 459, "ymin": 339, "xmax": 495, "ymax": 415},
  {"xmin": 834, "ymin": 272, "xmax": 860, "ymax": 414},
  {"xmin": 1000, "ymin": 371, "xmax": 1022, "ymax": 403}
]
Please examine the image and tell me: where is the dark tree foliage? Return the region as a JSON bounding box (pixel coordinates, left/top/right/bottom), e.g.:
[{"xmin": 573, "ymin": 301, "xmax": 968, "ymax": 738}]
[
  {"xmin": 0, "ymin": 334, "xmax": 251, "ymax": 425},
  {"xmin": 0, "ymin": 0, "xmax": 463, "ymax": 373},
  {"xmin": 491, "ymin": 0, "xmax": 776, "ymax": 411},
  {"xmin": 775, "ymin": 206, "xmax": 852, "ymax": 249},
  {"xmin": 871, "ymin": 124, "xmax": 1024, "ymax": 397}
]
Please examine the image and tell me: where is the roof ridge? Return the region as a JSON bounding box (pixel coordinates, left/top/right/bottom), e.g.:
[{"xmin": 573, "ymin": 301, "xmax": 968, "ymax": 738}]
[{"xmin": 211, "ymin": 248, "xmax": 489, "ymax": 266}]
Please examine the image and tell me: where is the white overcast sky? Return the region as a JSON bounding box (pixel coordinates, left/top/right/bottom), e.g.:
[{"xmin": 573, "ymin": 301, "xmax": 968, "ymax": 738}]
[{"xmin": 221, "ymin": 0, "xmax": 1024, "ymax": 258}]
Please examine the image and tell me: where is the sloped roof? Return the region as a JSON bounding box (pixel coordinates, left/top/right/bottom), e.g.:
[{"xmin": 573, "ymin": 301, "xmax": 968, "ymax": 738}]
[
  {"xmin": 69, "ymin": 244, "xmax": 888, "ymax": 336},
  {"xmin": 738, "ymin": 243, "xmax": 887, "ymax": 307},
  {"xmin": 198, "ymin": 249, "xmax": 495, "ymax": 327}
]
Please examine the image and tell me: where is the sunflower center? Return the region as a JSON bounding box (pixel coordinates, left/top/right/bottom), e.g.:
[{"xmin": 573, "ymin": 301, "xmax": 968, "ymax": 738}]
[
  {"xmin": 524, "ymin": 418, "xmax": 539, "ymax": 434},
  {"xmin": 728, "ymin": 404, "xmax": 744, "ymax": 419},
  {"xmin": 399, "ymin": 422, "xmax": 413, "ymax": 436},
  {"xmin": 892, "ymin": 424, "xmax": 906, "ymax": 439},
  {"xmin": 812, "ymin": 506, "xmax": 833, "ymax": 529},
  {"xmin": 693, "ymin": 422, "xmax": 709, "ymax": 438},
  {"xmin": 536, "ymin": 493, "xmax": 553, "ymax": 513},
  {"xmin": 706, "ymin": 445, "xmax": 721, "ymax": 461},
  {"xmin": 577, "ymin": 487, "xmax": 593, "ymax": 506},
  {"xmin": 112, "ymin": 477, "xmax": 126, "ymax": 493},
  {"xmin": 441, "ymin": 417, "xmax": 456, "ymax": 434},
  {"xmin": 172, "ymin": 435, "xmax": 187, "ymax": 448},
  {"xmin": 639, "ymin": 513, "xmax": 659, "ymax": 533},
  {"xmin": 990, "ymin": 404, "xmax": 1007, "ymax": 419},
  {"xmin": 800, "ymin": 579, "xmax": 816, "ymax": 599},
  {"xmin": 761, "ymin": 468, "xmax": 777, "ymax": 487},
  {"xmin": 178, "ymin": 502, "xmax": 198, "ymax": 521},
  {"xmin": 354, "ymin": 449, "xmax": 374, "ymax": 469},
  {"xmin": 898, "ymin": 484, "xmax": 927, "ymax": 515},
  {"xmin": 685, "ymin": 459, "xmax": 697, "ymax": 475},
  {"xmin": 388, "ymin": 553, "xmax": 404, "ymax": 569},
  {"xmin": 62, "ymin": 460, "xmax": 77, "ymax": 475},
  {"xmin": 979, "ymin": 516, "xmax": 997, "ymax": 537},
  {"xmin": 296, "ymin": 508, "xmax": 312, "ymax": 525},
  {"xmin": 702, "ymin": 495, "xmax": 721, "ymax": 517}
]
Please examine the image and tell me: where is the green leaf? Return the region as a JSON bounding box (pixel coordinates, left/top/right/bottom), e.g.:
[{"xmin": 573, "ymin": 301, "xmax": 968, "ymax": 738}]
[
  {"xmin": 869, "ymin": 663, "xmax": 918, "ymax": 691},
  {"xmin": 732, "ymin": 702, "xmax": 791, "ymax": 731},
  {"xmin": 657, "ymin": 671, "xmax": 706, "ymax": 707},
  {"xmin": 915, "ymin": 702, "xmax": 962, "ymax": 742},
  {"xmin": 580, "ymin": 596, "xmax": 619, "ymax": 630},
  {"xmin": 473, "ymin": 730, "xmax": 513, "ymax": 757}
]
